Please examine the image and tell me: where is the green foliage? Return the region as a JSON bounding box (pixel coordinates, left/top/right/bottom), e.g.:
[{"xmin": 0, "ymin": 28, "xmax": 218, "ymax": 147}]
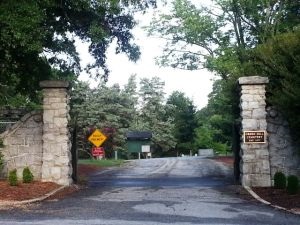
[
  {"xmin": 79, "ymin": 159, "xmax": 124, "ymax": 167},
  {"xmin": 0, "ymin": 0, "xmax": 156, "ymax": 106},
  {"xmin": 147, "ymin": 0, "xmax": 300, "ymax": 154},
  {"xmin": 248, "ymin": 30, "xmax": 300, "ymax": 141},
  {"xmin": 0, "ymin": 140, "xmax": 4, "ymax": 175},
  {"xmin": 166, "ymin": 91, "xmax": 197, "ymax": 154},
  {"xmin": 8, "ymin": 169, "xmax": 18, "ymax": 186},
  {"xmin": 70, "ymin": 79, "xmax": 139, "ymax": 158},
  {"xmin": 194, "ymin": 79, "xmax": 235, "ymax": 154},
  {"xmin": 70, "ymin": 75, "xmax": 180, "ymax": 157},
  {"xmin": 135, "ymin": 77, "xmax": 176, "ymax": 152},
  {"xmin": 22, "ymin": 167, "xmax": 34, "ymax": 183},
  {"xmin": 287, "ymin": 175, "xmax": 299, "ymax": 195},
  {"xmin": 0, "ymin": 150, "xmax": 4, "ymax": 175},
  {"xmin": 0, "ymin": 139, "xmax": 4, "ymax": 148},
  {"xmin": 274, "ymin": 172, "xmax": 286, "ymax": 189}
]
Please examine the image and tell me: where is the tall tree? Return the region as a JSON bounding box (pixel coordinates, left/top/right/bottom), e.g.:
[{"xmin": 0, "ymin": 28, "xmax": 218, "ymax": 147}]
[
  {"xmin": 147, "ymin": 0, "xmax": 300, "ymax": 151},
  {"xmin": 0, "ymin": 0, "xmax": 156, "ymax": 105},
  {"xmin": 248, "ymin": 30, "xmax": 300, "ymax": 140},
  {"xmin": 194, "ymin": 79, "xmax": 235, "ymax": 154},
  {"xmin": 147, "ymin": 0, "xmax": 299, "ymax": 77},
  {"xmin": 166, "ymin": 91, "xmax": 197, "ymax": 154},
  {"xmin": 70, "ymin": 79, "xmax": 139, "ymax": 158},
  {"xmin": 134, "ymin": 77, "xmax": 176, "ymax": 152}
]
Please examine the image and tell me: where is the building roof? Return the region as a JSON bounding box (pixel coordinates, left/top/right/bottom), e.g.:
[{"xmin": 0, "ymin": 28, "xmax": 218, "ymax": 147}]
[{"xmin": 126, "ymin": 131, "xmax": 152, "ymax": 140}]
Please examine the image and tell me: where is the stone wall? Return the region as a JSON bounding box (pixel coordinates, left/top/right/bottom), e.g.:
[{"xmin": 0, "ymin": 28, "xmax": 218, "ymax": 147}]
[
  {"xmin": 238, "ymin": 76, "xmax": 271, "ymax": 187},
  {"xmin": 0, "ymin": 81, "xmax": 72, "ymax": 186},
  {"xmin": 267, "ymin": 107, "xmax": 300, "ymax": 179},
  {"xmin": 238, "ymin": 76, "xmax": 300, "ymax": 187},
  {"xmin": 0, "ymin": 111, "xmax": 43, "ymax": 179}
]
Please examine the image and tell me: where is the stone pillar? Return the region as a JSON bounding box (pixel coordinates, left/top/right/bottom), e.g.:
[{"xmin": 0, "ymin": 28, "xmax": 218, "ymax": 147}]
[
  {"xmin": 40, "ymin": 81, "xmax": 72, "ymax": 186},
  {"xmin": 238, "ymin": 76, "xmax": 271, "ymax": 187}
]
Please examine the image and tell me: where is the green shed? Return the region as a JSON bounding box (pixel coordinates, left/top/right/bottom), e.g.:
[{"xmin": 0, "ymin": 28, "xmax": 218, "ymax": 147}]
[{"xmin": 126, "ymin": 131, "xmax": 152, "ymax": 153}]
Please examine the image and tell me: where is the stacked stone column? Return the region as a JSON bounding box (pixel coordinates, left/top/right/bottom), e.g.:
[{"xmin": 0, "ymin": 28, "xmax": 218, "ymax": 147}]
[
  {"xmin": 40, "ymin": 81, "xmax": 72, "ymax": 186},
  {"xmin": 238, "ymin": 76, "xmax": 271, "ymax": 187}
]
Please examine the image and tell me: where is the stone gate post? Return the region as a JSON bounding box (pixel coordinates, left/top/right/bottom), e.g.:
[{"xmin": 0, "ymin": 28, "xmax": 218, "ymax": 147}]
[
  {"xmin": 40, "ymin": 81, "xmax": 72, "ymax": 186},
  {"xmin": 238, "ymin": 76, "xmax": 271, "ymax": 187}
]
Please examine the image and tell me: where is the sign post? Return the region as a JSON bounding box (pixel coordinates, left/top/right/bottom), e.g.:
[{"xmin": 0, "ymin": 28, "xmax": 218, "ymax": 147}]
[
  {"xmin": 92, "ymin": 147, "xmax": 105, "ymax": 158},
  {"xmin": 88, "ymin": 129, "xmax": 107, "ymax": 147},
  {"xmin": 141, "ymin": 145, "xmax": 150, "ymax": 153},
  {"xmin": 88, "ymin": 129, "xmax": 107, "ymax": 159}
]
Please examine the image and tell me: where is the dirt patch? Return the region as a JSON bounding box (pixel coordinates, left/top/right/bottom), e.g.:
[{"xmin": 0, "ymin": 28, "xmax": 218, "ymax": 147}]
[
  {"xmin": 212, "ymin": 156, "xmax": 234, "ymax": 166},
  {"xmin": 78, "ymin": 164, "xmax": 103, "ymax": 177}
]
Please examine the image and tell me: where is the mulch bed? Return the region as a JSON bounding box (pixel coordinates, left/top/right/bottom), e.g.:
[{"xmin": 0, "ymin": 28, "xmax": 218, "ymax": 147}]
[
  {"xmin": 212, "ymin": 156, "xmax": 300, "ymax": 212},
  {"xmin": 0, "ymin": 181, "xmax": 60, "ymax": 201},
  {"xmin": 253, "ymin": 187, "xmax": 300, "ymax": 210},
  {"xmin": 0, "ymin": 164, "xmax": 102, "ymax": 202}
]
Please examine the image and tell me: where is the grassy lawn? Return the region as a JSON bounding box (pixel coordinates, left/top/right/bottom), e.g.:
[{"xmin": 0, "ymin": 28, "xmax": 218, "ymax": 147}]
[{"xmin": 78, "ymin": 159, "xmax": 125, "ymax": 167}]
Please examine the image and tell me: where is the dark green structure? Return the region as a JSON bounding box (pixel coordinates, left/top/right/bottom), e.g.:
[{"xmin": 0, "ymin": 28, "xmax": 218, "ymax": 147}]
[{"xmin": 126, "ymin": 131, "xmax": 152, "ymax": 153}]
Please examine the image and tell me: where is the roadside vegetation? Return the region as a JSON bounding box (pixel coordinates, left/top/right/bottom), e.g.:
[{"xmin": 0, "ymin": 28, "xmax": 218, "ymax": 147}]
[
  {"xmin": 79, "ymin": 159, "xmax": 125, "ymax": 167},
  {"xmin": 1, "ymin": 0, "xmax": 299, "ymax": 158}
]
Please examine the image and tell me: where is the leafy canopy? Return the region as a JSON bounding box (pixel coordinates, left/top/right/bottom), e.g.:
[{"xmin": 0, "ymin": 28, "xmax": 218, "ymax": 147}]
[
  {"xmin": 147, "ymin": 0, "xmax": 300, "ymax": 151},
  {"xmin": 0, "ymin": 0, "xmax": 156, "ymax": 106}
]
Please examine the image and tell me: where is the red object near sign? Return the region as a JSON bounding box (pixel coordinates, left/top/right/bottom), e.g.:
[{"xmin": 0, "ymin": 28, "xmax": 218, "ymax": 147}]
[{"xmin": 92, "ymin": 147, "xmax": 105, "ymax": 157}]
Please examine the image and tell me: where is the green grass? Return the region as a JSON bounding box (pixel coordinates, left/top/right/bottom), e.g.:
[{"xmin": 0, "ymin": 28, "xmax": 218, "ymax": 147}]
[{"xmin": 78, "ymin": 159, "xmax": 125, "ymax": 167}]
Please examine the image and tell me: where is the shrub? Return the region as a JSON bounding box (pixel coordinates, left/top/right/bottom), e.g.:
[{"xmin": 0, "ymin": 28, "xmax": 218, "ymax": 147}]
[
  {"xmin": 22, "ymin": 167, "xmax": 34, "ymax": 183},
  {"xmin": 8, "ymin": 169, "xmax": 18, "ymax": 186},
  {"xmin": 0, "ymin": 151, "xmax": 4, "ymax": 174},
  {"xmin": 0, "ymin": 139, "xmax": 4, "ymax": 148},
  {"xmin": 274, "ymin": 172, "xmax": 286, "ymax": 189},
  {"xmin": 287, "ymin": 175, "xmax": 299, "ymax": 195}
]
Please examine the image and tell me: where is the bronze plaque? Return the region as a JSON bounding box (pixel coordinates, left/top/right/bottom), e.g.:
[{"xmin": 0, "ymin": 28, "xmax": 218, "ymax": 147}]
[{"xmin": 244, "ymin": 131, "xmax": 266, "ymax": 143}]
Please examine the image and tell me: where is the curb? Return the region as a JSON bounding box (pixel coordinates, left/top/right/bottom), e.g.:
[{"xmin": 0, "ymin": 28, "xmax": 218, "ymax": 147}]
[
  {"xmin": 0, "ymin": 185, "xmax": 67, "ymax": 206},
  {"xmin": 244, "ymin": 185, "xmax": 300, "ymax": 216}
]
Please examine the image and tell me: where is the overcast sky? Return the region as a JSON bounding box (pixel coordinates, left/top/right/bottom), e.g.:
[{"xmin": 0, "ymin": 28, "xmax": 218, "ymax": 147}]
[{"xmin": 78, "ymin": 2, "xmax": 215, "ymax": 110}]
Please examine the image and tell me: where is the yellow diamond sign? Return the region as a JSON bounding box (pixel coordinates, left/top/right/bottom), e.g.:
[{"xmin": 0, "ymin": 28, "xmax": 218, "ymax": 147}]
[{"xmin": 88, "ymin": 129, "xmax": 107, "ymax": 147}]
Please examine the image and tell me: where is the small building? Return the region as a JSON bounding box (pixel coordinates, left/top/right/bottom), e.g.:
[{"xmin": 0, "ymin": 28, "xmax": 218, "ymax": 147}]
[{"xmin": 126, "ymin": 131, "xmax": 152, "ymax": 153}]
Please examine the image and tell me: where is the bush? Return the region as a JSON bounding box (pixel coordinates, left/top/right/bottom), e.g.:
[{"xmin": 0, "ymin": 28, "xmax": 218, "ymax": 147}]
[
  {"xmin": 274, "ymin": 172, "xmax": 286, "ymax": 189},
  {"xmin": 22, "ymin": 167, "xmax": 34, "ymax": 183},
  {"xmin": 8, "ymin": 169, "xmax": 18, "ymax": 186},
  {"xmin": 0, "ymin": 140, "xmax": 5, "ymax": 176},
  {"xmin": 287, "ymin": 175, "xmax": 299, "ymax": 195},
  {"xmin": 0, "ymin": 151, "xmax": 4, "ymax": 174},
  {"xmin": 0, "ymin": 139, "xmax": 4, "ymax": 148}
]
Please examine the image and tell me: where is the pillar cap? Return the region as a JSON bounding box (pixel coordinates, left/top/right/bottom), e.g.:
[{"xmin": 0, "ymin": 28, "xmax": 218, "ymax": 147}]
[
  {"xmin": 39, "ymin": 80, "xmax": 69, "ymax": 88},
  {"xmin": 238, "ymin": 76, "xmax": 269, "ymax": 85}
]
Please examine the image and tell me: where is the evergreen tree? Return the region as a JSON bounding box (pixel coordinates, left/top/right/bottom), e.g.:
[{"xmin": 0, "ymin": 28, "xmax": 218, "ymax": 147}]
[
  {"xmin": 166, "ymin": 91, "xmax": 197, "ymax": 154},
  {"xmin": 135, "ymin": 77, "xmax": 176, "ymax": 153}
]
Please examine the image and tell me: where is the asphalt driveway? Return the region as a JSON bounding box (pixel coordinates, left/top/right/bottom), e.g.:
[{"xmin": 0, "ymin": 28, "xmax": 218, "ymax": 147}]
[{"xmin": 0, "ymin": 157, "xmax": 299, "ymax": 225}]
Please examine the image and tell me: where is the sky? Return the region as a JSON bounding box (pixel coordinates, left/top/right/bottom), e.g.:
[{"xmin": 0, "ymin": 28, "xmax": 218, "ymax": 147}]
[{"xmin": 78, "ymin": 2, "xmax": 215, "ymax": 110}]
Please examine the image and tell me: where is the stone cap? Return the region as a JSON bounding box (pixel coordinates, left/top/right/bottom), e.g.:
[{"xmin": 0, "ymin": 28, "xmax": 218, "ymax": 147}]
[
  {"xmin": 39, "ymin": 80, "xmax": 69, "ymax": 89},
  {"xmin": 238, "ymin": 76, "xmax": 269, "ymax": 85}
]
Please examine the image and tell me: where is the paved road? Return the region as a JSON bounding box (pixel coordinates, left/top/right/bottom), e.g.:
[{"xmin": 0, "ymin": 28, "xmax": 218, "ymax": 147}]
[{"xmin": 0, "ymin": 157, "xmax": 299, "ymax": 225}]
